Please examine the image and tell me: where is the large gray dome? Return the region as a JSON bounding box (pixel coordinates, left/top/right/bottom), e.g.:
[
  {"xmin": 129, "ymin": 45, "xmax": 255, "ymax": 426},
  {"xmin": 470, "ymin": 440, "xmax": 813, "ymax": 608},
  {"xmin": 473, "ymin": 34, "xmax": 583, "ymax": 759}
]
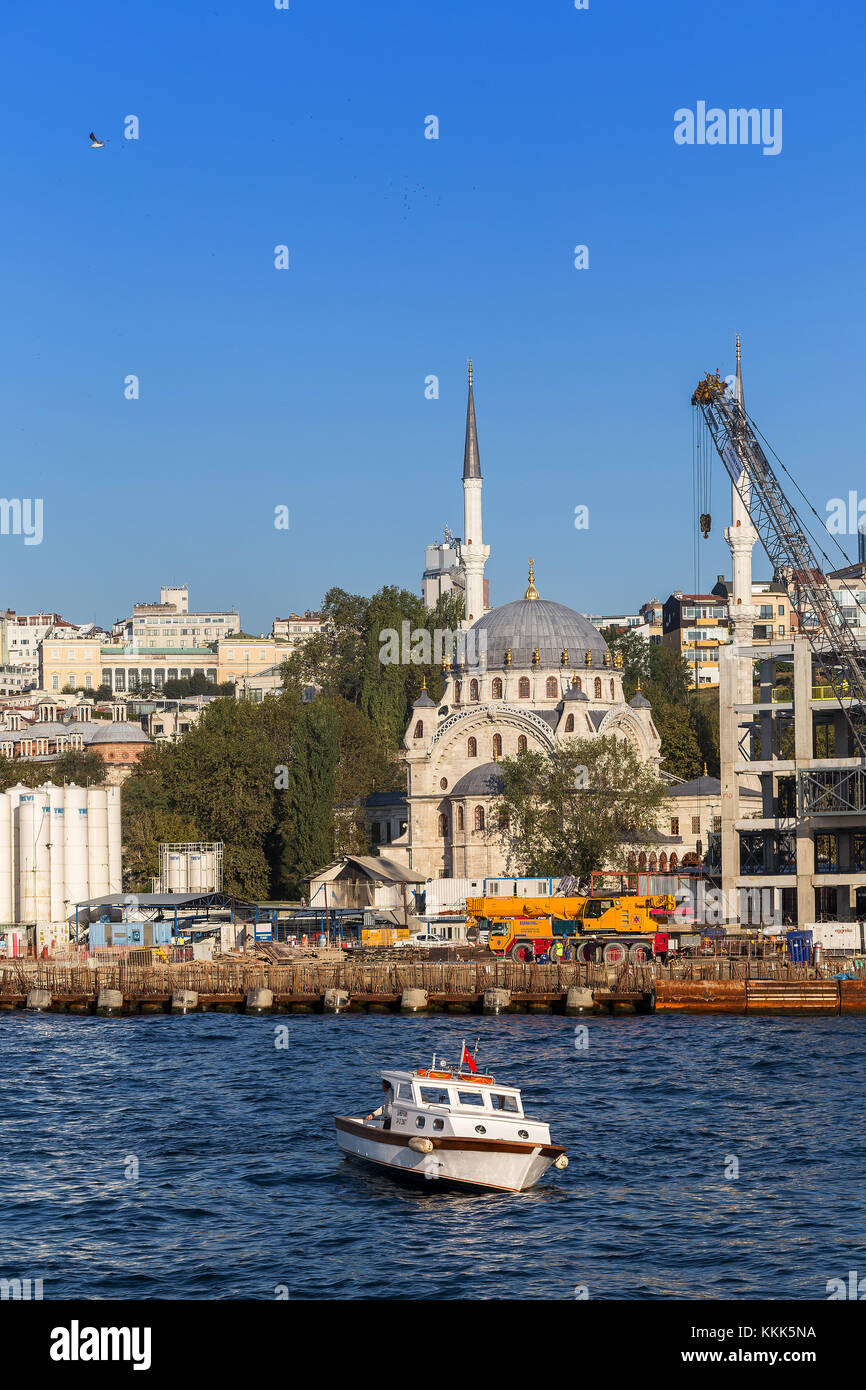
[
  {"xmin": 450, "ymin": 762, "xmax": 505, "ymax": 798},
  {"xmin": 470, "ymin": 598, "xmax": 608, "ymax": 671}
]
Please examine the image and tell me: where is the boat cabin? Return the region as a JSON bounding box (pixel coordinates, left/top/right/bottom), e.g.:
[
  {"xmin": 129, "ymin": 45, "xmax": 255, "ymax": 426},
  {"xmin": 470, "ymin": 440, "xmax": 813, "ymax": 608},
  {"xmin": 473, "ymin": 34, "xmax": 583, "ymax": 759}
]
[{"xmin": 369, "ymin": 1067, "xmax": 549, "ymax": 1145}]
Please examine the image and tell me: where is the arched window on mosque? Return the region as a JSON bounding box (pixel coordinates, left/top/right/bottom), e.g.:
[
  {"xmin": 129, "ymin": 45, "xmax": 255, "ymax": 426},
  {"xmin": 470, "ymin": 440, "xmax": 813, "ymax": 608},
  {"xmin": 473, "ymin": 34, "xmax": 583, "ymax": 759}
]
[
  {"xmin": 413, "ymin": 721, "xmax": 424, "ymax": 739},
  {"xmin": 454, "ymin": 681, "xmax": 461, "ymax": 702},
  {"xmin": 457, "ymin": 805, "xmax": 464, "ymax": 831},
  {"xmin": 610, "ymin": 679, "xmax": 615, "ymax": 699},
  {"xmin": 659, "ymin": 853, "xmax": 668, "ymax": 871},
  {"xmin": 467, "ymin": 736, "xmax": 477, "ymax": 758},
  {"xmin": 438, "ymin": 813, "xmax": 448, "ymax": 838},
  {"xmin": 546, "ymin": 677, "xmax": 558, "ymax": 698},
  {"xmin": 474, "ymin": 806, "xmax": 485, "ymax": 831},
  {"xmin": 565, "ymin": 714, "xmax": 574, "ymax": 733},
  {"xmin": 575, "ymin": 676, "xmax": 582, "ymax": 692},
  {"xmin": 492, "ymin": 733, "xmax": 502, "ymax": 758},
  {"xmin": 669, "ymin": 853, "xmax": 678, "ymax": 870},
  {"xmin": 470, "ymin": 679, "xmax": 480, "ymax": 701},
  {"xmin": 638, "ymin": 852, "xmax": 647, "ymax": 870},
  {"xmin": 594, "ymin": 677, "xmax": 602, "ymax": 699},
  {"xmin": 517, "ymin": 735, "xmax": 527, "ymax": 753},
  {"xmin": 518, "ymin": 677, "xmax": 530, "ymax": 699},
  {"xmin": 492, "ymin": 677, "xmax": 503, "ymax": 699},
  {"xmin": 627, "ymin": 853, "xmax": 637, "ymax": 871},
  {"xmin": 649, "ymin": 853, "xmax": 657, "ymax": 872}
]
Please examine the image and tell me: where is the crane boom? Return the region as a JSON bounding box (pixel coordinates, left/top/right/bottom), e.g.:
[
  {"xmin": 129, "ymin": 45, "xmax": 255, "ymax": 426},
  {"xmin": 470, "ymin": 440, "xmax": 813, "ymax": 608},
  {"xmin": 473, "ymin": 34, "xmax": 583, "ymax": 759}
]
[{"xmin": 692, "ymin": 371, "xmax": 866, "ymax": 758}]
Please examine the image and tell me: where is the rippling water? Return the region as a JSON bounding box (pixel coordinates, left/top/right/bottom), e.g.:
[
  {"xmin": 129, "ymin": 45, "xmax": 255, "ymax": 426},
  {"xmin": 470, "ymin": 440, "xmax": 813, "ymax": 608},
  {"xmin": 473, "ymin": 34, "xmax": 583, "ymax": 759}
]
[{"xmin": 3, "ymin": 1010, "xmax": 866, "ymax": 1300}]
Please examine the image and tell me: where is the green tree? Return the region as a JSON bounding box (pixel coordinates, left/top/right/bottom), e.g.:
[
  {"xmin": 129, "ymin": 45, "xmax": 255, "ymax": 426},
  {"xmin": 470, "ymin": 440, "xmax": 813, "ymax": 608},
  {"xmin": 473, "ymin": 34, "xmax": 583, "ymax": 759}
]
[
  {"xmin": 277, "ymin": 700, "xmax": 340, "ymax": 897},
  {"xmin": 496, "ymin": 738, "xmax": 669, "ymax": 881}
]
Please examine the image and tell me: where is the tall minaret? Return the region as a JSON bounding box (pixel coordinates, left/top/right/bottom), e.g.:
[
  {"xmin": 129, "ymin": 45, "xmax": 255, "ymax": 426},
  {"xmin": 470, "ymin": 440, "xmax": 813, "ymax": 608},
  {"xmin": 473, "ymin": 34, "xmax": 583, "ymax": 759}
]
[
  {"xmin": 461, "ymin": 360, "xmax": 490, "ymax": 628},
  {"xmin": 723, "ymin": 336, "xmax": 758, "ymax": 702}
]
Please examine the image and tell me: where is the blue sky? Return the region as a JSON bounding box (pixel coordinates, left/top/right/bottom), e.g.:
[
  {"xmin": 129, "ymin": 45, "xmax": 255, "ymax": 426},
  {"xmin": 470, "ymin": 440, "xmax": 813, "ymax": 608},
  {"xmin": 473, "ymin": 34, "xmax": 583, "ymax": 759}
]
[{"xmin": 2, "ymin": 0, "xmax": 865, "ymax": 632}]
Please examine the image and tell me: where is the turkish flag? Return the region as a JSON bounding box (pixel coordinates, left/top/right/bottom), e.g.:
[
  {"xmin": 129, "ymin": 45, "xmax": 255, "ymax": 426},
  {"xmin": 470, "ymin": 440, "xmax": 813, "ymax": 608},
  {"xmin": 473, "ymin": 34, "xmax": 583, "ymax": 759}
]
[{"xmin": 461, "ymin": 1044, "xmax": 477, "ymax": 1074}]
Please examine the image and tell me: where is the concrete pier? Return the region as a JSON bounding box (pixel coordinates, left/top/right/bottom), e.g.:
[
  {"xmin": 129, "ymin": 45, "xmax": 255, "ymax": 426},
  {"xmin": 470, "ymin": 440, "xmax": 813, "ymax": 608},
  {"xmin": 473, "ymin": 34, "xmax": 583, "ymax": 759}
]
[
  {"xmin": 96, "ymin": 989, "xmax": 124, "ymax": 1016},
  {"xmin": 245, "ymin": 987, "xmax": 274, "ymax": 1014},
  {"xmin": 171, "ymin": 990, "xmax": 199, "ymax": 1014},
  {"xmin": 482, "ymin": 988, "xmax": 511, "ymax": 1014},
  {"xmin": 25, "ymin": 989, "xmax": 52, "ymax": 1012},
  {"xmin": 565, "ymin": 986, "xmax": 594, "ymax": 1015},
  {"xmin": 400, "ymin": 987, "xmax": 428, "ymax": 1013}
]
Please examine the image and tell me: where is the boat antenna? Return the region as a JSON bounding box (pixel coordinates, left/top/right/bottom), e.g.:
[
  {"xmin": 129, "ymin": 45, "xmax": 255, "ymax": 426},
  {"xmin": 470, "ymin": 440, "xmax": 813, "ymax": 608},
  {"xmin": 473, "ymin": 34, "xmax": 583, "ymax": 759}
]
[{"xmin": 473, "ymin": 1036, "xmax": 481, "ymax": 1062}]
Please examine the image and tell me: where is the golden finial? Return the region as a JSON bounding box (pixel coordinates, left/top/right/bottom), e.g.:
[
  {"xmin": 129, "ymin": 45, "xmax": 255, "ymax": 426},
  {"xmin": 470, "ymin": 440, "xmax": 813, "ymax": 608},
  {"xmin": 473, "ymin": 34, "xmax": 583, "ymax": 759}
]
[
  {"xmin": 561, "ymin": 648, "xmax": 569, "ymax": 666},
  {"xmin": 614, "ymin": 650, "xmax": 623, "ymax": 669},
  {"xmin": 467, "ymin": 358, "xmax": 473, "ymax": 386},
  {"xmin": 585, "ymin": 650, "xmax": 593, "ymax": 667},
  {"xmin": 524, "ymin": 558, "xmax": 539, "ymax": 601},
  {"xmin": 604, "ymin": 650, "xmax": 611, "ymax": 668},
  {"xmin": 532, "ymin": 646, "xmax": 540, "ymax": 665},
  {"xmin": 505, "ymin": 647, "xmax": 512, "ymax": 664},
  {"xmin": 637, "ymin": 675, "xmax": 641, "ymax": 690},
  {"xmin": 703, "ymin": 761, "xmax": 708, "ymax": 776},
  {"xmin": 422, "ymin": 674, "xmax": 427, "ymax": 690}
]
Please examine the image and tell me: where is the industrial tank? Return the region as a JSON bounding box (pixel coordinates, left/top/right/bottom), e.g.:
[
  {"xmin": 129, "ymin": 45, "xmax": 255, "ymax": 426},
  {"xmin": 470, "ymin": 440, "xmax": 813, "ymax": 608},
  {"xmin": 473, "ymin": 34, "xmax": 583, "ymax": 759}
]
[
  {"xmin": 107, "ymin": 786, "xmax": 122, "ymax": 893},
  {"xmin": 63, "ymin": 784, "xmax": 90, "ymax": 913},
  {"xmin": 0, "ymin": 794, "xmax": 13, "ymax": 923},
  {"xmin": 18, "ymin": 793, "xmax": 52, "ymax": 922},
  {"xmin": 47, "ymin": 784, "xmax": 66, "ymax": 923},
  {"xmin": 87, "ymin": 786, "xmax": 110, "ymax": 899}
]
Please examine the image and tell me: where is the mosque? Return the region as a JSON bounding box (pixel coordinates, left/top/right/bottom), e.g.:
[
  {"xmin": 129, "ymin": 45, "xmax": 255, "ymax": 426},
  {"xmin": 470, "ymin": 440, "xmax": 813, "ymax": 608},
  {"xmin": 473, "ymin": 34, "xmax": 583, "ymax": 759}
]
[{"xmin": 393, "ymin": 366, "xmax": 664, "ymax": 880}]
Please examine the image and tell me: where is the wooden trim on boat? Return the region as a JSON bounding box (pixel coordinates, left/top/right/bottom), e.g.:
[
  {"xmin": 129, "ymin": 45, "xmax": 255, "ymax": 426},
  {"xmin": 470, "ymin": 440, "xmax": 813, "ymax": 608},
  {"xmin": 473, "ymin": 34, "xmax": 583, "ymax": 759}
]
[{"xmin": 334, "ymin": 1114, "xmax": 566, "ymax": 1159}]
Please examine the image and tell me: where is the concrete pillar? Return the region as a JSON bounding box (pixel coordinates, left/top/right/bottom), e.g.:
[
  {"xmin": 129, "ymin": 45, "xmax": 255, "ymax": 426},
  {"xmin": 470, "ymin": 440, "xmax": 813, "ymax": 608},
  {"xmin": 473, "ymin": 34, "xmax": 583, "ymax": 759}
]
[
  {"xmin": 793, "ymin": 638, "xmax": 815, "ymax": 927},
  {"xmin": 171, "ymin": 989, "xmax": 199, "ymax": 1014},
  {"xmin": 719, "ymin": 645, "xmax": 740, "ymax": 925},
  {"xmin": 26, "ymin": 989, "xmax": 52, "ymax": 1011},
  {"xmin": 400, "ymin": 987, "xmax": 428, "ymax": 1013},
  {"xmin": 323, "ymin": 988, "xmax": 350, "ymax": 1014},
  {"xmin": 565, "ymin": 985, "xmax": 594, "ymax": 1014},
  {"xmin": 245, "ymin": 987, "xmax": 274, "ymax": 1014},
  {"xmin": 482, "ymin": 987, "xmax": 510, "ymax": 1015},
  {"xmin": 96, "ymin": 988, "xmax": 124, "ymax": 1015}
]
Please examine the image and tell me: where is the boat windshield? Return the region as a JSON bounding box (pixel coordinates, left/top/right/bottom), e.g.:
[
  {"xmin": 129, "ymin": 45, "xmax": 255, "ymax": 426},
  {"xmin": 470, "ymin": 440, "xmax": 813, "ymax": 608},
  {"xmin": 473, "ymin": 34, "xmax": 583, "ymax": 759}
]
[
  {"xmin": 419, "ymin": 1085, "xmax": 450, "ymax": 1106},
  {"xmin": 490, "ymin": 1092, "xmax": 520, "ymax": 1113}
]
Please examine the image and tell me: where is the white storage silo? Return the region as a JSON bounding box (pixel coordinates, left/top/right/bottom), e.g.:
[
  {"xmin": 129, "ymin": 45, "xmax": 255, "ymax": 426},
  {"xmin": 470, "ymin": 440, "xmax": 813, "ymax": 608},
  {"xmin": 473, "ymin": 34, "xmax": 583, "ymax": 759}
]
[
  {"xmin": 107, "ymin": 786, "xmax": 122, "ymax": 894},
  {"xmin": 188, "ymin": 852, "xmax": 203, "ymax": 893},
  {"xmin": 87, "ymin": 787, "xmax": 110, "ymax": 899},
  {"xmin": 6, "ymin": 783, "xmax": 29, "ymax": 918},
  {"xmin": 47, "ymin": 784, "xmax": 66, "ymax": 922},
  {"xmin": 0, "ymin": 794, "xmax": 12, "ymax": 923},
  {"xmin": 167, "ymin": 853, "xmax": 186, "ymax": 893},
  {"xmin": 64, "ymin": 785, "xmax": 90, "ymax": 914},
  {"xmin": 18, "ymin": 794, "xmax": 51, "ymax": 923}
]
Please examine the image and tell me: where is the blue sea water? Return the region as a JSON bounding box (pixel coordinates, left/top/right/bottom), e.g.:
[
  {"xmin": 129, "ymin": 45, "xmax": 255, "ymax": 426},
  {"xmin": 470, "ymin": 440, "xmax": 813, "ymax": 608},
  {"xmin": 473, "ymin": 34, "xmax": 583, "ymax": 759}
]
[{"xmin": 2, "ymin": 1010, "xmax": 865, "ymax": 1300}]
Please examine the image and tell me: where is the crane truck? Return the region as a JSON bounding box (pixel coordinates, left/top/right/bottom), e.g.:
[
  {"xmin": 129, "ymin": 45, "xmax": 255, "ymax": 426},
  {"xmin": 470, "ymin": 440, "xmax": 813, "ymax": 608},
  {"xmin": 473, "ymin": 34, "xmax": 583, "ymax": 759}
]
[{"xmin": 467, "ymin": 874, "xmax": 700, "ymax": 963}]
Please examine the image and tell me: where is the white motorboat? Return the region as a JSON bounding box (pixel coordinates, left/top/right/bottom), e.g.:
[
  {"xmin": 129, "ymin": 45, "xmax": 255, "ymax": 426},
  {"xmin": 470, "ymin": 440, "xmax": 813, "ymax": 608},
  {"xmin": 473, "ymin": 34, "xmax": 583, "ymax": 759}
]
[{"xmin": 334, "ymin": 1056, "xmax": 568, "ymax": 1194}]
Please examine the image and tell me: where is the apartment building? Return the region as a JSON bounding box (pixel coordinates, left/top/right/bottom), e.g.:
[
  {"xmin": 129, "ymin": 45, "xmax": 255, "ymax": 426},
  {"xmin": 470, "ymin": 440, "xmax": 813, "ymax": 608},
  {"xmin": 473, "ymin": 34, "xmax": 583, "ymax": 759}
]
[
  {"xmin": 39, "ymin": 634, "xmax": 291, "ymax": 694},
  {"xmin": 663, "ymin": 592, "xmax": 730, "ymax": 688},
  {"xmin": 271, "ymin": 611, "xmax": 324, "ymax": 649},
  {"xmin": 113, "ymin": 585, "xmax": 240, "ymax": 648}
]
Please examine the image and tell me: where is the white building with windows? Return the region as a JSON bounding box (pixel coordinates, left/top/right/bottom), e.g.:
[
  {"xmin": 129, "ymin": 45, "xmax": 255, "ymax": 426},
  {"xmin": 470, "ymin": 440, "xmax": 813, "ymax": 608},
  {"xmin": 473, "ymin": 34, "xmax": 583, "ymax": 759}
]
[{"xmin": 112, "ymin": 585, "xmax": 240, "ymax": 648}]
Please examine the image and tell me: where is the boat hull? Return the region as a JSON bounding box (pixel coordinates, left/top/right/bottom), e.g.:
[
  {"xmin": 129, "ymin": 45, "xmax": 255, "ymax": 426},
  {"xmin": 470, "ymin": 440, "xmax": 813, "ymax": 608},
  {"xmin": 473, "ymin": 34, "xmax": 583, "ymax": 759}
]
[{"xmin": 335, "ymin": 1115, "xmax": 565, "ymax": 1193}]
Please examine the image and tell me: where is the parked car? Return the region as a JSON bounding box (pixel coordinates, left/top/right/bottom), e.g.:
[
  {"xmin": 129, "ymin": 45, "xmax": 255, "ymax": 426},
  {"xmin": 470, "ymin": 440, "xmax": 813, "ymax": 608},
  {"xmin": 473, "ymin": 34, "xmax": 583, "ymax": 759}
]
[{"xmin": 400, "ymin": 932, "xmax": 443, "ymax": 948}]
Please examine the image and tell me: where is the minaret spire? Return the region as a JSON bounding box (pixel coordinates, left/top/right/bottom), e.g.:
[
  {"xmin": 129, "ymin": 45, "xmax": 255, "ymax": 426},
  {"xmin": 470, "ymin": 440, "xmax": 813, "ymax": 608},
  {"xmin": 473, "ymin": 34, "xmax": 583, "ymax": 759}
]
[
  {"xmin": 463, "ymin": 359, "xmax": 481, "ymax": 480},
  {"xmin": 460, "ymin": 359, "xmax": 490, "ymax": 628}
]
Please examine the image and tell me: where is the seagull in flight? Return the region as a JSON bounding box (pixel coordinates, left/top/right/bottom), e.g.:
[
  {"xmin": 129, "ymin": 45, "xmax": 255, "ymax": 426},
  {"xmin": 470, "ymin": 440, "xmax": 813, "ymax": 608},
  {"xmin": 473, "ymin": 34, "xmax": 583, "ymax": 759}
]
[{"xmin": 88, "ymin": 132, "xmax": 107, "ymax": 148}]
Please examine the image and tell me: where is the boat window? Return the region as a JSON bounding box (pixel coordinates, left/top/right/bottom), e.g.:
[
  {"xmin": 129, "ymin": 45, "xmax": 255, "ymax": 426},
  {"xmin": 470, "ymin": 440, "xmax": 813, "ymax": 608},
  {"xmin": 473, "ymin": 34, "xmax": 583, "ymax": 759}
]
[
  {"xmin": 433, "ymin": 1118, "xmax": 444, "ymax": 1130},
  {"xmin": 415, "ymin": 1116, "xmax": 426, "ymax": 1128},
  {"xmin": 396, "ymin": 1083, "xmax": 413, "ymax": 1101},
  {"xmin": 457, "ymin": 1090, "xmax": 485, "ymax": 1107},
  {"xmin": 419, "ymin": 1086, "xmax": 450, "ymax": 1106},
  {"xmin": 490, "ymin": 1093, "xmax": 519, "ymax": 1113}
]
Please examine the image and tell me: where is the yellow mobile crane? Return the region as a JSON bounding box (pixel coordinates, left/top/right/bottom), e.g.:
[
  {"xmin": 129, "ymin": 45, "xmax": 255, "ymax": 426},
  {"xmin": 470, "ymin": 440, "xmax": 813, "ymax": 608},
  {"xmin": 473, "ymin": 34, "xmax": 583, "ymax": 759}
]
[{"xmin": 468, "ymin": 873, "xmax": 698, "ymax": 963}]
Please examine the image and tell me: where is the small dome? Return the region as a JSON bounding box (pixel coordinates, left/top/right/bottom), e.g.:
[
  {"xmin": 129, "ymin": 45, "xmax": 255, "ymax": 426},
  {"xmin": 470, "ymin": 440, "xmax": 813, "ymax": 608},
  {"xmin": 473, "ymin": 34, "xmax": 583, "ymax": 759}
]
[
  {"xmin": 629, "ymin": 690, "xmax": 652, "ymax": 709},
  {"xmin": 449, "ymin": 762, "xmax": 504, "ymax": 798},
  {"xmin": 88, "ymin": 722, "xmax": 151, "ymax": 744},
  {"xmin": 412, "ymin": 690, "xmax": 436, "ymax": 709},
  {"xmin": 563, "ymin": 683, "xmax": 589, "ymax": 701}
]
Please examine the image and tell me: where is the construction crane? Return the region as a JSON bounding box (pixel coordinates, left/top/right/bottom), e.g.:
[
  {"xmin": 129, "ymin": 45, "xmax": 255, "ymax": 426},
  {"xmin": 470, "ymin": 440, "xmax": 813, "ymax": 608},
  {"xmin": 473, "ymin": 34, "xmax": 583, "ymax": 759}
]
[{"xmin": 691, "ymin": 366, "xmax": 866, "ymax": 759}]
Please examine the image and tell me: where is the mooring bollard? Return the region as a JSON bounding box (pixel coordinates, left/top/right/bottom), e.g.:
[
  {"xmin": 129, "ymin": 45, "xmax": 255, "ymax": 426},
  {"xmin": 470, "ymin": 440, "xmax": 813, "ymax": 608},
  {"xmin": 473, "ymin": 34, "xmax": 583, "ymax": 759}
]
[
  {"xmin": 565, "ymin": 986, "xmax": 594, "ymax": 1015},
  {"xmin": 96, "ymin": 988, "xmax": 124, "ymax": 1016},
  {"xmin": 25, "ymin": 989, "xmax": 52, "ymax": 1012},
  {"xmin": 482, "ymin": 988, "xmax": 511, "ymax": 1015},
  {"xmin": 323, "ymin": 988, "xmax": 350, "ymax": 1014},
  {"xmin": 171, "ymin": 989, "xmax": 199, "ymax": 1015},
  {"xmin": 400, "ymin": 987, "xmax": 428, "ymax": 1013},
  {"xmin": 245, "ymin": 987, "xmax": 274, "ymax": 1014}
]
